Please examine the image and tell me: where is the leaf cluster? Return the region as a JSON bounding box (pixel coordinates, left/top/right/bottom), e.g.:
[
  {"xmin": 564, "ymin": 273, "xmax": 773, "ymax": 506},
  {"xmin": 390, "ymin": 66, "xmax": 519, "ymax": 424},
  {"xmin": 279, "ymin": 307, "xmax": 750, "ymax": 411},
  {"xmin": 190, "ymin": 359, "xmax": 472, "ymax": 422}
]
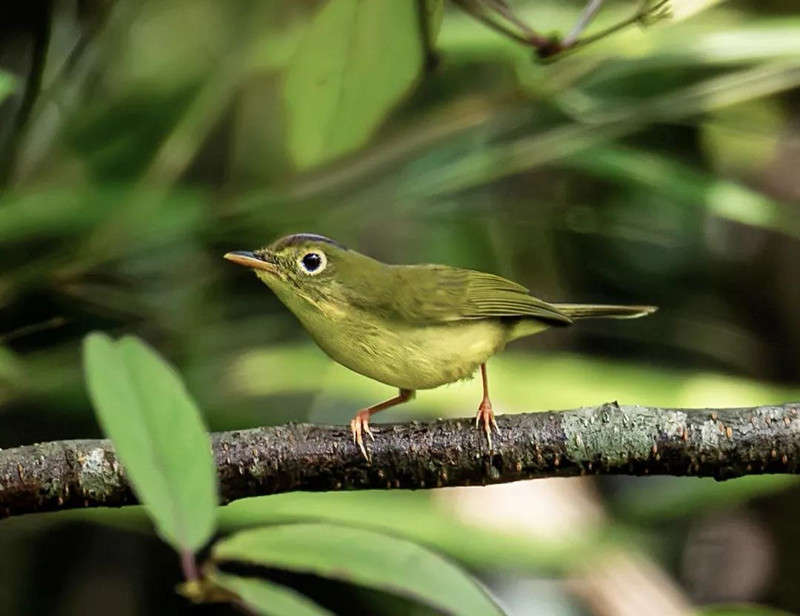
[{"xmin": 84, "ymin": 332, "xmax": 504, "ymax": 615}]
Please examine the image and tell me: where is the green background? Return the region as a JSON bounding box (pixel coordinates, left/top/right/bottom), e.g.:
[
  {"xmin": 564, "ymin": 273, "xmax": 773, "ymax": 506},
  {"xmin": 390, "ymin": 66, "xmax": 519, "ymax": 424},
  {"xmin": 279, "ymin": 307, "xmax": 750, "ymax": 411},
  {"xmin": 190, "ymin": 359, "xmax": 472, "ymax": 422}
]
[{"xmin": 2, "ymin": 0, "xmax": 800, "ymax": 614}]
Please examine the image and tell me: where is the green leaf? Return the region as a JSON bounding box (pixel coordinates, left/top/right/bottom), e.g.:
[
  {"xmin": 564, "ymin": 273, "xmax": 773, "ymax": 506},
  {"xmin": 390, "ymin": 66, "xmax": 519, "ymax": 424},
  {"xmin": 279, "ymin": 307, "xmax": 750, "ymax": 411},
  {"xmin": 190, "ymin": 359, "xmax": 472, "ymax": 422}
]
[
  {"xmin": 284, "ymin": 0, "xmax": 424, "ymax": 168},
  {"xmin": 213, "ymin": 523, "xmax": 505, "ymax": 616},
  {"xmin": 82, "ymin": 332, "xmax": 217, "ymax": 553},
  {"xmin": 209, "ymin": 570, "xmax": 333, "ymax": 616}
]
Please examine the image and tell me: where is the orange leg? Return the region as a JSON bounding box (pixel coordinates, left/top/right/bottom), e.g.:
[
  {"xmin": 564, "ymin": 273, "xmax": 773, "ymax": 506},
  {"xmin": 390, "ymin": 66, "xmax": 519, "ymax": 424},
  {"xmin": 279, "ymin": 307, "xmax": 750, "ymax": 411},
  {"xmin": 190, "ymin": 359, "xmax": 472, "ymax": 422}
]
[
  {"xmin": 475, "ymin": 363, "xmax": 499, "ymax": 450},
  {"xmin": 351, "ymin": 389, "xmax": 415, "ymax": 460}
]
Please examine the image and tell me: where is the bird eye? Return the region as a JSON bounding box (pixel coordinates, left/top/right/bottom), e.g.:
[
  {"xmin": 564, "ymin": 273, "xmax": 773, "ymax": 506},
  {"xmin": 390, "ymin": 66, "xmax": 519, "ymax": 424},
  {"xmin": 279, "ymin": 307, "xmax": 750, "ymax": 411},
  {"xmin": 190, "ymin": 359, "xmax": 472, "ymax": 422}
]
[{"xmin": 298, "ymin": 251, "xmax": 327, "ymax": 275}]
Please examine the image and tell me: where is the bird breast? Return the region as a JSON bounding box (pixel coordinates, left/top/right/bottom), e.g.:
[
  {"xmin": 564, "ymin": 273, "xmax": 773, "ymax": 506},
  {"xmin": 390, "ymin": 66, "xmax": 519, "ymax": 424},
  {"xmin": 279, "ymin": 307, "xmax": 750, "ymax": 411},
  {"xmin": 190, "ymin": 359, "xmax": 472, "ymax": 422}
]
[{"xmin": 297, "ymin": 302, "xmax": 510, "ymax": 390}]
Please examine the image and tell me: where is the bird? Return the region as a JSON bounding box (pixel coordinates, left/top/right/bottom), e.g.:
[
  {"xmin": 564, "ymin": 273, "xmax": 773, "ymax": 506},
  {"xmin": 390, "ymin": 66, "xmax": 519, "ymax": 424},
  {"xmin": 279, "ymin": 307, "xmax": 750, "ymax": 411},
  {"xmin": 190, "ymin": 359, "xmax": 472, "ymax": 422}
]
[{"xmin": 224, "ymin": 233, "xmax": 656, "ymax": 460}]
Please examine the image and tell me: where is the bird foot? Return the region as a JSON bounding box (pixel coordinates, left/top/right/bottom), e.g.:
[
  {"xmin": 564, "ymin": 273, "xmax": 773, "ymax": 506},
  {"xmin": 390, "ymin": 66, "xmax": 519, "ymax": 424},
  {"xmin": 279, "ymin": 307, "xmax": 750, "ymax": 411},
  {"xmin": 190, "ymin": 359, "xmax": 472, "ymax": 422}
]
[
  {"xmin": 350, "ymin": 410, "xmax": 374, "ymax": 461},
  {"xmin": 475, "ymin": 399, "xmax": 499, "ymax": 451}
]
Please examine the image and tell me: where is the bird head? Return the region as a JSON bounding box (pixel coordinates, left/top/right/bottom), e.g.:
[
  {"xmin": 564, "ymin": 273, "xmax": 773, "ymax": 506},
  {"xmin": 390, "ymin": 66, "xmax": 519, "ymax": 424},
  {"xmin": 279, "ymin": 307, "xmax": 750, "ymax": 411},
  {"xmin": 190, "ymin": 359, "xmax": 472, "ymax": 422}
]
[{"xmin": 224, "ymin": 233, "xmax": 359, "ymax": 309}]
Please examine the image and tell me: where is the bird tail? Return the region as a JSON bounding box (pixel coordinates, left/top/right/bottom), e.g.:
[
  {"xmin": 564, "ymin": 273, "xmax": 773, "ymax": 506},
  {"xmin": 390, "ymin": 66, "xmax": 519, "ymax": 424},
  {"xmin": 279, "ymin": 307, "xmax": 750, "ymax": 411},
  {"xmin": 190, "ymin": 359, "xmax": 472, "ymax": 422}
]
[{"xmin": 555, "ymin": 304, "xmax": 657, "ymax": 320}]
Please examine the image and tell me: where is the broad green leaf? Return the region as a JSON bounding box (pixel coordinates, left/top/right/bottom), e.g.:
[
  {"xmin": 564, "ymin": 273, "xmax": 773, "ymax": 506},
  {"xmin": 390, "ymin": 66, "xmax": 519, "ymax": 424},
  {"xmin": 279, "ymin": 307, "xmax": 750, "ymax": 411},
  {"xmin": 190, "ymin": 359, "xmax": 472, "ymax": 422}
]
[
  {"xmin": 82, "ymin": 332, "xmax": 217, "ymax": 552},
  {"xmin": 210, "ymin": 571, "xmax": 333, "ymax": 616},
  {"xmin": 213, "ymin": 523, "xmax": 505, "ymax": 616},
  {"xmin": 284, "ymin": 0, "xmax": 424, "ymax": 168},
  {"xmin": 696, "ymin": 605, "xmax": 796, "ymax": 616}
]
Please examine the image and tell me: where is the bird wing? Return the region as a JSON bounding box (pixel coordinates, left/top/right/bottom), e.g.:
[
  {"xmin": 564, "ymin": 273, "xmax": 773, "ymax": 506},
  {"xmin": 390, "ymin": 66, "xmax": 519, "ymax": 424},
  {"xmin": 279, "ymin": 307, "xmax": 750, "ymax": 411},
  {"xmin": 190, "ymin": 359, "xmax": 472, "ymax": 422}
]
[{"xmin": 387, "ymin": 265, "xmax": 572, "ymax": 326}]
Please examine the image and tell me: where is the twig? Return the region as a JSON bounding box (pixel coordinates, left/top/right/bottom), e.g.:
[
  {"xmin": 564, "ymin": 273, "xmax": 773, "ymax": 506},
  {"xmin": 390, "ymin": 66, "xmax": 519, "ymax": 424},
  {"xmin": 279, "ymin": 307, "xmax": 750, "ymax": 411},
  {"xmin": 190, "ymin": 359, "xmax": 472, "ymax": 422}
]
[
  {"xmin": 451, "ymin": 0, "xmax": 672, "ymax": 59},
  {"xmin": 562, "ymin": 0, "xmax": 605, "ymax": 47},
  {"xmin": 563, "ymin": 0, "xmax": 671, "ymax": 55},
  {"xmin": 1, "ymin": 401, "xmax": 799, "ymax": 519},
  {"xmin": 451, "ymin": 0, "xmax": 546, "ymax": 47}
]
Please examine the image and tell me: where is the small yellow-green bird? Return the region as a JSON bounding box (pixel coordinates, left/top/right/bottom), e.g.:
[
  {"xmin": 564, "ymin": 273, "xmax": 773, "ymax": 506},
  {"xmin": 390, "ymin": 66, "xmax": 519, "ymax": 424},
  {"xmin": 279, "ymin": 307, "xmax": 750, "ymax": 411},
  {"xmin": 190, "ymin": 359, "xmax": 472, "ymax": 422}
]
[{"xmin": 225, "ymin": 234, "xmax": 656, "ymax": 459}]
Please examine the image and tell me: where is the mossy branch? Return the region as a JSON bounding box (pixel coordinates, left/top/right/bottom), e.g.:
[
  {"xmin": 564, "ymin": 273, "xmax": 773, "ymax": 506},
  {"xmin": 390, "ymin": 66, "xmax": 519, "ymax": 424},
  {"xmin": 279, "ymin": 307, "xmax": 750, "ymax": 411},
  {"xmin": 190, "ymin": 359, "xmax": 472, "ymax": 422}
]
[{"xmin": 1, "ymin": 401, "xmax": 800, "ymax": 519}]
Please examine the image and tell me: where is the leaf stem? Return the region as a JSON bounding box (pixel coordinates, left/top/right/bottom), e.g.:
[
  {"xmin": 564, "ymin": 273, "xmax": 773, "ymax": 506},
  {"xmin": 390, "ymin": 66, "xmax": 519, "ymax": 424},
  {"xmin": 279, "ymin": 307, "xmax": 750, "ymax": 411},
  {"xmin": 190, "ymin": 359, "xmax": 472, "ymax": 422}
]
[{"xmin": 180, "ymin": 550, "xmax": 200, "ymax": 583}]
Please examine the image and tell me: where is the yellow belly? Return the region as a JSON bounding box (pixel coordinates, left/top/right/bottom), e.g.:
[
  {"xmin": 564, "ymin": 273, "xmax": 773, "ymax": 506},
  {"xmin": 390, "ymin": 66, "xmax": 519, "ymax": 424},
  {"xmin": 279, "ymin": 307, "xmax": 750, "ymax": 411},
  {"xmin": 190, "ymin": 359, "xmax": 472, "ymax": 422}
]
[{"xmin": 302, "ymin": 312, "xmax": 511, "ymax": 390}]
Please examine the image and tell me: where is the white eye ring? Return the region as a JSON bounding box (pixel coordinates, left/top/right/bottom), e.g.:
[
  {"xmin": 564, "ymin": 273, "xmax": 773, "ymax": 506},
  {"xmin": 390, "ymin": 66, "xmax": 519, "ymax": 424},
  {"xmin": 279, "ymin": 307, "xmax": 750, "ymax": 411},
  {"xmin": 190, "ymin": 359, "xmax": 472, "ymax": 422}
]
[{"xmin": 297, "ymin": 251, "xmax": 327, "ymax": 275}]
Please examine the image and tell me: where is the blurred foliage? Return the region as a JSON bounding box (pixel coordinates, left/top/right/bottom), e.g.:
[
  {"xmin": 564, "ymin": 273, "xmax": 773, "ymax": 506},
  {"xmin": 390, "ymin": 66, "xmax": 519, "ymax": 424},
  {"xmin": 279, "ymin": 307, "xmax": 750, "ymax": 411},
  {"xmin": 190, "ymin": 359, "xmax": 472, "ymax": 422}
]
[
  {"xmin": 212, "ymin": 523, "xmax": 505, "ymax": 615},
  {"xmin": 2, "ymin": 0, "xmax": 800, "ymax": 614}
]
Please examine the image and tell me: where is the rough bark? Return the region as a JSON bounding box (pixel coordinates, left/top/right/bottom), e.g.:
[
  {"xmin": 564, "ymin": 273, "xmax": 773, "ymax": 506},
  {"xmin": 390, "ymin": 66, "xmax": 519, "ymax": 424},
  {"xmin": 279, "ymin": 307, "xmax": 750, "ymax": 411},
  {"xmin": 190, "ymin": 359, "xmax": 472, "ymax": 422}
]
[{"xmin": 1, "ymin": 402, "xmax": 799, "ymax": 519}]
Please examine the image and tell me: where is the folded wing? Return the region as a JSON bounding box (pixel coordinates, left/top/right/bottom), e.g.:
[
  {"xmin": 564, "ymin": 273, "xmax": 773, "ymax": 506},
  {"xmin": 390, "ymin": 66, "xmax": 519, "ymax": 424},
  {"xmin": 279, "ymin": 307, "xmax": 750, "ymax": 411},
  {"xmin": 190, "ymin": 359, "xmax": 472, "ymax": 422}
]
[{"xmin": 388, "ymin": 265, "xmax": 572, "ymax": 326}]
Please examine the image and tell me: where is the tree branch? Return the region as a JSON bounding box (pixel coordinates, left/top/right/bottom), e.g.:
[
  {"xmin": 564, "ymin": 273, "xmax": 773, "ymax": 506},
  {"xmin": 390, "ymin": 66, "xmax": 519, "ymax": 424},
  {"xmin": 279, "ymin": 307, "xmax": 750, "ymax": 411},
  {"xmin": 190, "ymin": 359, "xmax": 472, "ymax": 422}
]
[{"xmin": 2, "ymin": 401, "xmax": 799, "ymax": 519}]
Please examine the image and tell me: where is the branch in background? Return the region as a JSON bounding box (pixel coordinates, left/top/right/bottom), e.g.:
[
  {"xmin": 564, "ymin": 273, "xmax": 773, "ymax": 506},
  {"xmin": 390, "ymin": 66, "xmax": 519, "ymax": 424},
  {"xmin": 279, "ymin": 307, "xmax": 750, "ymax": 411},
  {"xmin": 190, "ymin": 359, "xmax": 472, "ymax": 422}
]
[
  {"xmin": 1, "ymin": 402, "xmax": 799, "ymax": 519},
  {"xmin": 452, "ymin": 0, "xmax": 672, "ymax": 59}
]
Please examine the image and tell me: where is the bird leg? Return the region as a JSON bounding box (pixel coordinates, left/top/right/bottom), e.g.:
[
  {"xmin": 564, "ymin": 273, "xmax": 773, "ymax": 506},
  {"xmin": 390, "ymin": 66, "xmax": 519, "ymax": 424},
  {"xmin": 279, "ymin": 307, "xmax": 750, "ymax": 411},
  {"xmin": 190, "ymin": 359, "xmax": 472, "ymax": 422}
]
[
  {"xmin": 475, "ymin": 363, "xmax": 499, "ymax": 450},
  {"xmin": 351, "ymin": 389, "xmax": 415, "ymax": 460}
]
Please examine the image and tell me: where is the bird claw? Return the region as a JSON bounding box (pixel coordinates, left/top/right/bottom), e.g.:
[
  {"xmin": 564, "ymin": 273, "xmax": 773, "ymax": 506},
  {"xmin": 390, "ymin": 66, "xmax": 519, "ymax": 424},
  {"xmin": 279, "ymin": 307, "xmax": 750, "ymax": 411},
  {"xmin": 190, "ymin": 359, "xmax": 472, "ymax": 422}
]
[
  {"xmin": 475, "ymin": 401, "xmax": 499, "ymax": 451},
  {"xmin": 350, "ymin": 411, "xmax": 374, "ymax": 461}
]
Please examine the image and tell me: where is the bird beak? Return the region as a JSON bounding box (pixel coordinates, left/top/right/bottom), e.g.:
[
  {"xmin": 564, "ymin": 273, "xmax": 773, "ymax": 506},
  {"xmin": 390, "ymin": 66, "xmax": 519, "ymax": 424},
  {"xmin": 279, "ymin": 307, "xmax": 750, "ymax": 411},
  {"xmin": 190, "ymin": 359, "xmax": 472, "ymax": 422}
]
[{"xmin": 223, "ymin": 251, "xmax": 279, "ymax": 275}]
